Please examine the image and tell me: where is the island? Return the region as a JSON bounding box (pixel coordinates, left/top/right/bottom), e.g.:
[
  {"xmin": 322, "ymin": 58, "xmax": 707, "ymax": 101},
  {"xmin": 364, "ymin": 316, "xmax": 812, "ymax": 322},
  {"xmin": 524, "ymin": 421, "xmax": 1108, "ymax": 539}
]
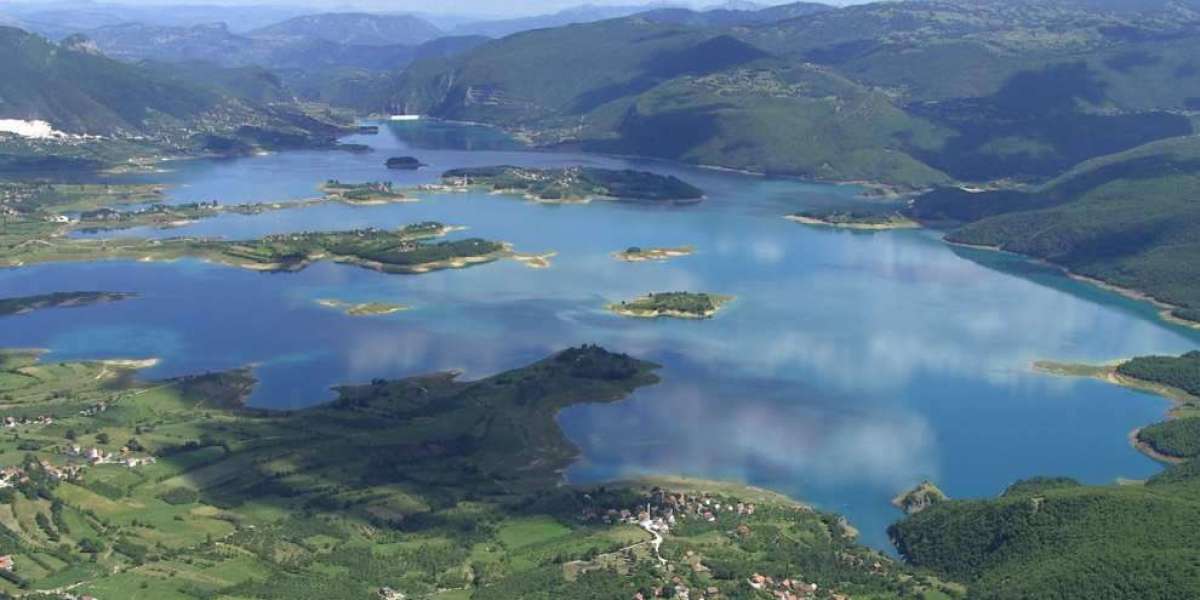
[
  {"xmin": 0, "ymin": 222, "xmax": 513, "ymax": 276},
  {"xmin": 385, "ymin": 156, "xmax": 424, "ymax": 169},
  {"xmin": 786, "ymin": 210, "xmax": 920, "ymax": 230},
  {"xmin": 320, "ymin": 180, "xmax": 411, "ymax": 205},
  {"xmin": 0, "ymin": 291, "xmax": 136, "ymax": 316},
  {"xmin": 0, "ymin": 345, "xmax": 958, "ymax": 599},
  {"xmin": 315, "ymin": 298, "xmax": 409, "ymax": 316},
  {"xmin": 73, "ymin": 200, "xmax": 326, "ymax": 233},
  {"xmin": 440, "ymin": 166, "xmax": 705, "ymax": 203},
  {"xmin": 613, "ymin": 245, "xmax": 695, "ymax": 262},
  {"xmin": 608, "ymin": 292, "xmax": 734, "ymax": 319}
]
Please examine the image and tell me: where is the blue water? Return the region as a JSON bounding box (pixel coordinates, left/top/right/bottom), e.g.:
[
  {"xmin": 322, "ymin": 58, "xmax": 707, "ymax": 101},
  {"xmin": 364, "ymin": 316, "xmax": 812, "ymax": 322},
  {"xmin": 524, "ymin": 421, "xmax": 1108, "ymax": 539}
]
[{"xmin": 3, "ymin": 122, "xmax": 1197, "ymax": 549}]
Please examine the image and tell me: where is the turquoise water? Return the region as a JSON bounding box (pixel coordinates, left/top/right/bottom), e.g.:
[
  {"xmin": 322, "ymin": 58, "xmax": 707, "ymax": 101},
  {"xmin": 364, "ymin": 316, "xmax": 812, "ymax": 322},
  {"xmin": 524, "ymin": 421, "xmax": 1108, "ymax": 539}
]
[{"xmin": 4, "ymin": 122, "xmax": 1198, "ymax": 549}]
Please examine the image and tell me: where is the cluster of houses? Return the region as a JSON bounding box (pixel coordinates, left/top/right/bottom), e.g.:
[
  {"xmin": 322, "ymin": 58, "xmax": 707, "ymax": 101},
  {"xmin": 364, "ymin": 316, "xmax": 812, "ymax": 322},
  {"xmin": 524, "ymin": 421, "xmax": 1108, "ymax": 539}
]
[
  {"xmin": 3, "ymin": 414, "xmax": 55, "ymax": 428},
  {"xmin": 79, "ymin": 401, "xmax": 110, "ymax": 417},
  {"xmin": 583, "ymin": 490, "xmax": 759, "ymax": 533},
  {"xmin": 747, "ymin": 574, "xmax": 848, "ymax": 600},
  {"xmin": 65, "ymin": 444, "xmax": 156, "ymax": 468},
  {"xmin": 0, "ymin": 465, "xmax": 28, "ymax": 488}
]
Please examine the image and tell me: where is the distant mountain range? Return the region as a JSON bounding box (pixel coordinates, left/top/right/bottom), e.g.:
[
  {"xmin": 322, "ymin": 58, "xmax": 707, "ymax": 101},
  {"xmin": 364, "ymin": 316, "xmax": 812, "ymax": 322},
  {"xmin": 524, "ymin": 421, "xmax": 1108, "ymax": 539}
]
[{"xmin": 248, "ymin": 12, "xmax": 443, "ymax": 47}]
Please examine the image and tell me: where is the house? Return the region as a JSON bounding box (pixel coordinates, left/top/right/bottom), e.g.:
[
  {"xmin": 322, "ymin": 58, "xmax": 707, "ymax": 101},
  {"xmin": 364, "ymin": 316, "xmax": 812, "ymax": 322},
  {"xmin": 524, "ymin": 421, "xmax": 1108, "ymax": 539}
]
[{"xmin": 0, "ymin": 555, "xmax": 13, "ymax": 571}]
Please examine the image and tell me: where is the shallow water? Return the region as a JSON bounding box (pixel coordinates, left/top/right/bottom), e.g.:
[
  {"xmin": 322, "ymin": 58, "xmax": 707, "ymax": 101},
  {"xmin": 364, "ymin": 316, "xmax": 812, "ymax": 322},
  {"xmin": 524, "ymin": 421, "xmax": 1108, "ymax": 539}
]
[{"xmin": 4, "ymin": 121, "xmax": 1198, "ymax": 549}]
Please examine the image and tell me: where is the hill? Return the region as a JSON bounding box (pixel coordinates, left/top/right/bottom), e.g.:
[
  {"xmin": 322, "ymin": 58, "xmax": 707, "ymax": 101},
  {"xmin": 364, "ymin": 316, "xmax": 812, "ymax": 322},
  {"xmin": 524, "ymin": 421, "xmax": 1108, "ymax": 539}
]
[
  {"xmin": 393, "ymin": 16, "xmax": 953, "ymax": 186},
  {"xmin": 392, "ymin": 0, "xmax": 1200, "ymax": 185},
  {"xmin": 248, "ymin": 12, "xmax": 443, "ymax": 47},
  {"xmin": 0, "ymin": 26, "xmax": 352, "ymax": 165},
  {"xmin": 912, "ymin": 135, "xmax": 1200, "ymax": 325}
]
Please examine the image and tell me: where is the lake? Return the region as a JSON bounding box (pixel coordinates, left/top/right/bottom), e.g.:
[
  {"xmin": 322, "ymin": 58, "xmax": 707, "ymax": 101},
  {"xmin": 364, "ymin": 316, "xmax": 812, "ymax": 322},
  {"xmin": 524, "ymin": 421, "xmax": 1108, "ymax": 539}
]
[{"xmin": 4, "ymin": 121, "xmax": 1198, "ymax": 549}]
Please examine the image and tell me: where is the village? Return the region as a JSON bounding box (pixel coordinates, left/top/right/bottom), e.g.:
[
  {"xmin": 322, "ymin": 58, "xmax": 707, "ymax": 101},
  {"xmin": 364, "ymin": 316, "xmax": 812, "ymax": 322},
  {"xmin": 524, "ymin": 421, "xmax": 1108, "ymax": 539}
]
[{"xmin": 578, "ymin": 488, "xmax": 866, "ymax": 600}]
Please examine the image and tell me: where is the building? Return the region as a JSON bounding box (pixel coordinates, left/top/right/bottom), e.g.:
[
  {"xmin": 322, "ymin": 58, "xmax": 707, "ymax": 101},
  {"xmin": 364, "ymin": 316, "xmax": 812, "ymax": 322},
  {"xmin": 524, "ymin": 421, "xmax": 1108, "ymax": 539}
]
[{"xmin": 0, "ymin": 555, "xmax": 13, "ymax": 571}]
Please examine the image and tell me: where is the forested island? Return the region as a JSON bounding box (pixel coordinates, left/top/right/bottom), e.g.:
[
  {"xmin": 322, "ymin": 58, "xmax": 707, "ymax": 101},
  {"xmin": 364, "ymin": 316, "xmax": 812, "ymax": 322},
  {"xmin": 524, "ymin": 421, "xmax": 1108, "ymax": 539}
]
[
  {"xmin": 0, "ymin": 222, "xmax": 510, "ymax": 275},
  {"xmin": 787, "ymin": 210, "xmax": 920, "ymax": 231},
  {"xmin": 315, "ymin": 298, "xmax": 409, "ymax": 316},
  {"xmin": 439, "ymin": 166, "xmax": 704, "ymax": 203},
  {"xmin": 320, "ymin": 180, "xmax": 410, "ymax": 205},
  {"xmin": 609, "ymin": 292, "xmax": 733, "ymax": 319},
  {"xmin": 613, "ymin": 245, "xmax": 694, "ymax": 262},
  {"xmin": 0, "ymin": 345, "xmax": 959, "ymax": 599},
  {"xmin": 0, "ymin": 291, "xmax": 136, "ymax": 316}
]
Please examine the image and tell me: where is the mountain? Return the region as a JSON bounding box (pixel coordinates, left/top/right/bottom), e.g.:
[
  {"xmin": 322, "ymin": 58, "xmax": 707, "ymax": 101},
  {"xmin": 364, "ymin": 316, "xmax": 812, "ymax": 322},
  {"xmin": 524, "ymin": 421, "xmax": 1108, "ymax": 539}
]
[
  {"xmin": 450, "ymin": 3, "xmax": 681, "ymax": 38},
  {"xmin": 0, "ymin": 26, "xmax": 350, "ymax": 165},
  {"xmin": 247, "ymin": 12, "xmax": 443, "ymax": 47},
  {"xmin": 911, "ymin": 135, "xmax": 1200, "ymax": 323},
  {"xmin": 0, "ymin": 1, "xmax": 310, "ymax": 37},
  {"xmin": 393, "ymin": 0, "xmax": 1200, "ymax": 185}
]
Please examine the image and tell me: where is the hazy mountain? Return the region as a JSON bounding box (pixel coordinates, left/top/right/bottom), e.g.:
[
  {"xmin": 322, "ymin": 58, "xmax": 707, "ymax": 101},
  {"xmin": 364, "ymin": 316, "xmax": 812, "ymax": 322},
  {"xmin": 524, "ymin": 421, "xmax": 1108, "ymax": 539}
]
[
  {"xmin": 449, "ymin": 3, "xmax": 683, "ymax": 38},
  {"xmin": 0, "ymin": 1, "xmax": 310, "ymax": 38},
  {"xmin": 0, "ymin": 25, "xmax": 347, "ymax": 161},
  {"xmin": 248, "ymin": 12, "xmax": 443, "ymax": 47}
]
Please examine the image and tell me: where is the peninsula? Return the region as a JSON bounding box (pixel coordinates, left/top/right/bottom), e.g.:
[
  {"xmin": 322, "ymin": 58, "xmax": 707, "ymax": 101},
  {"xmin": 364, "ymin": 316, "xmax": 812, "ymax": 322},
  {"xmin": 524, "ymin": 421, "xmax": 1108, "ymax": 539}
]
[
  {"xmin": 786, "ymin": 210, "xmax": 920, "ymax": 230},
  {"xmin": 0, "ymin": 345, "xmax": 955, "ymax": 599},
  {"xmin": 0, "ymin": 291, "xmax": 136, "ymax": 316},
  {"xmin": 0, "ymin": 222, "xmax": 510, "ymax": 275},
  {"xmin": 609, "ymin": 292, "xmax": 733, "ymax": 319},
  {"xmin": 439, "ymin": 166, "xmax": 704, "ymax": 203}
]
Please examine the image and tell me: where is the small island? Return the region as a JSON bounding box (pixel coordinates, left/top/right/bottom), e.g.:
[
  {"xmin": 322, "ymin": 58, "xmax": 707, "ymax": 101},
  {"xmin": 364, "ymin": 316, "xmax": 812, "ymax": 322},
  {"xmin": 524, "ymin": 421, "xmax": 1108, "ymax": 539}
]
[
  {"xmin": 316, "ymin": 299, "xmax": 409, "ymax": 316},
  {"xmin": 440, "ymin": 166, "xmax": 704, "ymax": 204},
  {"xmin": 608, "ymin": 292, "xmax": 733, "ymax": 319},
  {"xmin": 786, "ymin": 210, "xmax": 920, "ymax": 230},
  {"xmin": 385, "ymin": 156, "xmax": 424, "ymax": 170},
  {"xmin": 613, "ymin": 245, "xmax": 694, "ymax": 263},
  {"xmin": 0, "ymin": 291, "xmax": 136, "ymax": 316},
  {"xmin": 892, "ymin": 480, "xmax": 948, "ymax": 515},
  {"xmin": 320, "ymin": 180, "xmax": 411, "ymax": 205}
]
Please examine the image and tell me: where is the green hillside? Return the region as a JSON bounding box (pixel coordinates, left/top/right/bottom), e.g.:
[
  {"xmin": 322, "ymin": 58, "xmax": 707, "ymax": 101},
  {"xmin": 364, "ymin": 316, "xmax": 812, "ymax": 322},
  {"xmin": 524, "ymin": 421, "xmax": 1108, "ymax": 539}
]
[
  {"xmin": 0, "ymin": 26, "xmax": 354, "ymax": 166},
  {"xmin": 392, "ymin": 0, "xmax": 1200, "ymax": 186},
  {"xmin": 913, "ymin": 135, "xmax": 1200, "ymax": 324}
]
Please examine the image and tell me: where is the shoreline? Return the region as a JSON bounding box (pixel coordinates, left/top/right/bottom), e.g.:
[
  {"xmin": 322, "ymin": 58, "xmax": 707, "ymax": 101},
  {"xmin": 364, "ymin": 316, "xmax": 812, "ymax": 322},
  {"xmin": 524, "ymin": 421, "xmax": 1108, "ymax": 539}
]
[
  {"xmin": 945, "ymin": 239, "xmax": 1200, "ymax": 330},
  {"xmin": 785, "ymin": 214, "xmax": 921, "ymax": 231},
  {"xmin": 1033, "ymin": 360, "xmax": 1198, "ymax": 463}
]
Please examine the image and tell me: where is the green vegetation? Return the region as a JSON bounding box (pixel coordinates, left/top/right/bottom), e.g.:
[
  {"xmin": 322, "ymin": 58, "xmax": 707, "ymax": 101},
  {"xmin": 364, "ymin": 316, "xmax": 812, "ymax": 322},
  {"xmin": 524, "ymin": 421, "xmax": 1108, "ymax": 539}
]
[
  {"xmin": 915, "ymin": 136, "xmax": 1200, "ymax": 326},
  {"xmin": 612, "ymin": 246, "xmax": 694, "ymax": 263},
  {"xmin": 891, "ymin": 481, "xmax": 947, "ymax": 516},
  {"xmin": 1117, "ymin": 352, "xmax": 1200, "ymax": 399},
  {"xmin": 0, "ymin": 291, "xmax": 135, "ymax": 317},
  {"xmin": 0, "ymin": 25, "xmax": 355, "ymax": 168},
  {"xmin": 394, "ymin": 2, "xmax": 1200, "ymax": 186},
  {"xmin": 608, "ymin": 292, "xmax": 733, "ymax": 320},
  {"xmin": 0, "ymin": 345, "xmax": 944, "ymax": 599},
  {"xmin": 1139, "ymin": 419, "xmax": 1200, "ymax": 461},
  {"xmin": 440, "ymin": 166, "xmax": 704, "ymax": 203},
  {"xmin": 314, "ymin": 299, "xmax": 409, "ymax": 316},
  {"xmin": 385, "ymin": 156, "xmax": 424, "ymax": 170},
  {"xmin": 894, "ymin": 351, "xmax": 1200, "ymax": 598},
  {"xmin": 787, "ymin": 210, "xmax": 920, "ymax": 230},
  {"xmin": 0, "ymin": 221, "xmax": 507, "ymax": 275},
  {"xmin": 320, "ymin": 180, "xmax": 409, "ymax": 204}
]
